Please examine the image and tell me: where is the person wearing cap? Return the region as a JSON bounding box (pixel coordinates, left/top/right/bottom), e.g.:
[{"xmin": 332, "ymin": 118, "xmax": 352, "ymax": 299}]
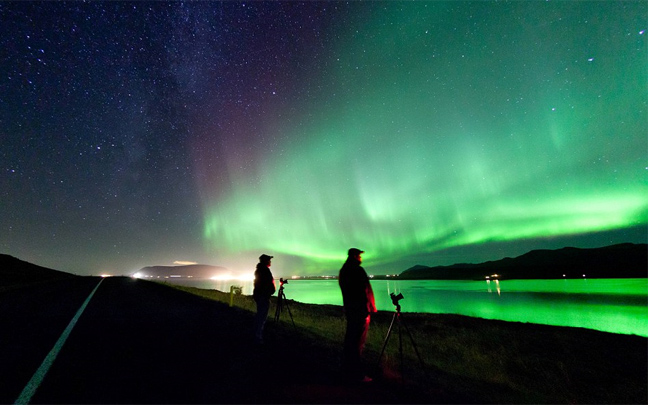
[
  {"xmin": 338, "ymin": 248, "xmax": 376, "ymax": 383},
  {"xmin": 253, "ymin": 254, "xmax": 276, "ymax": 344}
]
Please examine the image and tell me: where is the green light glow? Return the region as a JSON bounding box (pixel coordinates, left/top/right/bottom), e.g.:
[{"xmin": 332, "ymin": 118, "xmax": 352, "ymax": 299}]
[
  {"xmin": 202, "ymin": 2, "xmax": 647, "ymax": 273},
  {"xmin": 167, "ymin": 278, "xmax": 648, "ymax": 337}
]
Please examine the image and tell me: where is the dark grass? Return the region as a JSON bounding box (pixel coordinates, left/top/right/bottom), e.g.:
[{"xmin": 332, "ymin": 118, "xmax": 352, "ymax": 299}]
[{"xmin": 165, "ymin": 283, "xmax": 647, "ymax": 404}]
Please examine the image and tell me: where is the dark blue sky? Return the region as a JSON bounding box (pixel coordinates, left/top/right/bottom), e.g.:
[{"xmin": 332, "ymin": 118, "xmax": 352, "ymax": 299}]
[{"xmin": 1, "ymin": 2, "xmax": 646, "ymax": 277}]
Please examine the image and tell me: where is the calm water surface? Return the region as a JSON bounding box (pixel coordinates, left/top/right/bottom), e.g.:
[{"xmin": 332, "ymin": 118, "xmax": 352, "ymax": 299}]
[{"xmin": 164, "ymin": 278, "xmax": 648, "ymax": 337}]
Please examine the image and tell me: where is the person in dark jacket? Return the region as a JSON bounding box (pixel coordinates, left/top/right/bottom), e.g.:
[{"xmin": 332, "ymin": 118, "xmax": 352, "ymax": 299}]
[
  {"xmin": 338, "ymin": 248, "xmax": 376, "ymax": 383},
  {"xmin": 253, "ymin": 254, "xmax": 276, "ymax": 344}
]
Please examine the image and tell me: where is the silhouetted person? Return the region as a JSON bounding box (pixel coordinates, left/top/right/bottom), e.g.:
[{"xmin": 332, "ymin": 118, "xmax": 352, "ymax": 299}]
[
  {"xmin": 339, "ymin": 248, "xmax": 376, "ymax": 383},
  {"xmin": 253, "ymin": 254, "xmax": 276, "ymax": 344}
]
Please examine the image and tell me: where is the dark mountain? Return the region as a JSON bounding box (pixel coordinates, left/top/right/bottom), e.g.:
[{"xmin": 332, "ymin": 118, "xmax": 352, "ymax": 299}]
[
  {"xmin": 0, "ymin": 254, "xmax": 77, "ymax": 288},
  {"xmin": 399, "ymin": 243, "xmax": 648, "ymax": 280},
  {"xmin": 134, "ymin": 264, "xmax": 228, "ymax": 279}
]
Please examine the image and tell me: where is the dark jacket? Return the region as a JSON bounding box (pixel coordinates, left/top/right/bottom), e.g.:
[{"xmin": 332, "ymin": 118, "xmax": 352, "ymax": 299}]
[
  {"xmin": 338, "ymin": 257, "xmax": 377, "ymax": 318},
  {"xmin": 253, "ymin": 263, "xmax": 276, "ymax": 300}
]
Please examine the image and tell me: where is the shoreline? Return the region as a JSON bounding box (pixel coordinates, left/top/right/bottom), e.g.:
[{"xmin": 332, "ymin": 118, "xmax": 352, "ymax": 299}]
[{"xmin": 161, "ymin": 277, "xmax": 648, "ymax": 338}]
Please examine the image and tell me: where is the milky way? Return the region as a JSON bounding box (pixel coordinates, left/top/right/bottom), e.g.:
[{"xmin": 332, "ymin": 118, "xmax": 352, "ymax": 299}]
[{"xmin": 1, "ymin": 2, "xmax": 646, "ymax": 276}]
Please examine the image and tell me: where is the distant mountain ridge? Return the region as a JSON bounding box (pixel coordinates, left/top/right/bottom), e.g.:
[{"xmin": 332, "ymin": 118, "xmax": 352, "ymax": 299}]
[
  {"xmin": 2, "ymin": 242, "xmax": 646, "ymax": 284},
  {"xmin": 135, "ymin": 264, "xmax": 228, "ymax": 279},
  {"xmin": 399, "ymin": 243, "xmax": 648, "ymax": 280}
]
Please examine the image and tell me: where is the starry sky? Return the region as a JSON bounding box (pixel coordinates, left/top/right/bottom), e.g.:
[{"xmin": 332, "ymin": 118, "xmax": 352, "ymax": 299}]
[{"xmin": 1, "ymin": 1, "xmax": 646, "ymax": 277}]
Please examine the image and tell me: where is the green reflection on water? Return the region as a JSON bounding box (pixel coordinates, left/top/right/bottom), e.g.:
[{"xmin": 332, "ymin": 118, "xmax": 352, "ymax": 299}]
[{"xmin": 167, "ymin": 278, "xmax": 648, "ymax": 337}]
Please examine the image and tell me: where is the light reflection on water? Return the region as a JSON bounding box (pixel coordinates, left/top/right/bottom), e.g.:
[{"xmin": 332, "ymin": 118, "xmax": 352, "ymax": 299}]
[{"xmin": 163, "ymin": 278, "xmax": 648, "ymax": 337}]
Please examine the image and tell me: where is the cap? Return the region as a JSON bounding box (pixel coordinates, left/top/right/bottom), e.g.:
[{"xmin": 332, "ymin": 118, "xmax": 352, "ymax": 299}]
[
  {"xmin": 259, "ymin": 254, "xmax": 274, "ymax": 262},
  {"xmin": 348, "ymin": 248, "xmax": 364, "ymax": 256}
]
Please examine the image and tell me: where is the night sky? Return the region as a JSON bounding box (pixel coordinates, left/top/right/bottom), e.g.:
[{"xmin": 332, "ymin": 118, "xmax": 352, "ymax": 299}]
[{"xmin": 1, "ymin": 1, "xmax": 646, "ymax": 278}]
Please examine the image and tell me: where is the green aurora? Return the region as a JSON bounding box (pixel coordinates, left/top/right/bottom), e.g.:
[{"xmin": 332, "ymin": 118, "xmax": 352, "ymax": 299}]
[{"xmin": 201, "ymin": 2, "xmax": 647, "ymax": 275}]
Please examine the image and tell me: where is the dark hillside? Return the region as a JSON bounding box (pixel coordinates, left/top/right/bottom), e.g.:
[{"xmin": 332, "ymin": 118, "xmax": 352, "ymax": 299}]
[
  {"xmin": 0, "ymin": 254, "xmax": 76, "ymax": 289},
  {"xmin": 400, "ymin": 243, "xmax": 648, "ymax": 280}
]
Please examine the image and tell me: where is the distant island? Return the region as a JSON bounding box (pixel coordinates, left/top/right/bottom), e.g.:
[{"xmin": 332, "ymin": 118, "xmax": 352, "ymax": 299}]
[
  {"xmin": 397, "ymin": 243, "xmax": 647, "ymax": 280},
  {"xmin": 133, "ymin": 264, "xmax": 228, "ymax": 279}
]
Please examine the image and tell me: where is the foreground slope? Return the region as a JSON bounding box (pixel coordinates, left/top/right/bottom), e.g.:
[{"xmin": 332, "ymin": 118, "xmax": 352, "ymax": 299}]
[
  {"xmin": 1, "ymin": 274, "xmax": 645, "ymax": 403},
  {"xmin": 0, "ymin": 254, "xmax": 76, "ymax": 290}
]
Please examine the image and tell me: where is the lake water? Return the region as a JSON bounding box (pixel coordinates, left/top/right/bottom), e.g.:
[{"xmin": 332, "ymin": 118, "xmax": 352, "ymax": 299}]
[{"xmin": 163, "ymin": 278, "xmax": 648, "ymax": 337}]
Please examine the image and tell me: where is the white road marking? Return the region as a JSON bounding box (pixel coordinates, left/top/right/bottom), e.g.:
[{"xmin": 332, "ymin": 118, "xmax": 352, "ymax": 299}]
[{"xmin": 14, "ymin": 278, "xmax": 105, "ymax": 405}]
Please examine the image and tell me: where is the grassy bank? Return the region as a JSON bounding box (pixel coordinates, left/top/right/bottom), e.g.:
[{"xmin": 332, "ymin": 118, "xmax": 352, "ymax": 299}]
[{"xmin": 165, "ymin": 283, "xmax": 647, "ymax": 404}]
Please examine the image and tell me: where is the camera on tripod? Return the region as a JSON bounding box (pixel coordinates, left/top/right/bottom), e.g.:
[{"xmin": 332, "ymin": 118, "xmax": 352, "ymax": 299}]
[
  {"xmin": 390, "ymin": 292, "xmax": 404, "ymax": 306},
  {"xmin": 379, "ymin": 291, "xmax": 425, "ymax": 376},
  {"xmin": 274, "ymin": 277, "xmax": 295, "ymax": 327}
]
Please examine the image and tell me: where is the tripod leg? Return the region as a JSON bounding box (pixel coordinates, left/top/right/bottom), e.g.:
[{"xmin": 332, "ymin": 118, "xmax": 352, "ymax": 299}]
[
  {"xmin": 377, "ymin": 312, "xmax": 398, "ymax": 367},
  {"xmin": 282, "ymin": 293, "xmax": 296, "ymax": 327},
  {"xmin": 274, "ymin": 292, "xmax": 282, "ymax": 322},
  {"xmin": 401, "ymin": 318, "xmax": 425, "ymax": 369},
  {"xmin": 398, "ymin": 317, "xmax": 404, "ymax": 380}
]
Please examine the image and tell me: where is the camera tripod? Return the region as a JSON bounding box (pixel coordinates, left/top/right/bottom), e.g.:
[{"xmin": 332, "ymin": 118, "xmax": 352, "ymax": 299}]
[
  {"xmin": 377, "ymin": 300, "xmax": 425, "ymax": 380},
  {"xmin": 273, "ymin": 278, "xmax": 295, "ymax": 327}
]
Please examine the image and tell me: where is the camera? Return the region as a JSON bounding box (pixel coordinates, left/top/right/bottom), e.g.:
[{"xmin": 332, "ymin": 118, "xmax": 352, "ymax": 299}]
[
  {"xmin": 390, "ymin": 292, "xmax": 404, "ymax": 306},
  {"xmin": 279, "ymin": 277, "xmax": 288, "ymax": 286}
]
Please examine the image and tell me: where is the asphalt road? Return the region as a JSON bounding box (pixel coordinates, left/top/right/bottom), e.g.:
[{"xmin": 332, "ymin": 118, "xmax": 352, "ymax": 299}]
[{"xmin": 0, "ymin": 277, "xmax": 448, "ymax": 404}]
